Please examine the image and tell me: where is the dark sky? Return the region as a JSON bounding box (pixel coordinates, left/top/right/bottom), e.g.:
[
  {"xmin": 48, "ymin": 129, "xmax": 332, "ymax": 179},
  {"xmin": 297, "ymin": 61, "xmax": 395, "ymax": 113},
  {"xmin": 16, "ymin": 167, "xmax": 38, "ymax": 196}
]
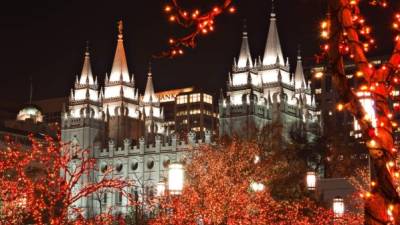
[{"xmin": 0, "ymin": 0, "xmax": 395, "ymax": 105}]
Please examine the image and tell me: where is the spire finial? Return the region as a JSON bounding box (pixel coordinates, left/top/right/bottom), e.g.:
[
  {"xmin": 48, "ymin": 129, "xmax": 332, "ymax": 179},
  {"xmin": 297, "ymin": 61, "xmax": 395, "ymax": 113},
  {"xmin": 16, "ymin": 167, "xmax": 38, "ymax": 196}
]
[
  {"xmin": 148, "ymin": 61, "xmax": 152, "ymax": 76},
  {"xmin": 297, "ymin": 44, "xmax": 302, "ymax": 60},
  {"xmin": 29, "ymin": 76, "xmax": 33, "ymax": 104},
  {"xmin": 85, "ymin": 41, "xmax": 90, "ymax": 56},
  {"xmin": 117, "ymin": 20, "xmax": 123, "ymax": 39},
  {"xmin": 242, "ymin": 19, "xmax": 248, "ymax": 36},
  {"xmin": 271, "ymin": 0, "xmax": 275, "ymax": 17}
]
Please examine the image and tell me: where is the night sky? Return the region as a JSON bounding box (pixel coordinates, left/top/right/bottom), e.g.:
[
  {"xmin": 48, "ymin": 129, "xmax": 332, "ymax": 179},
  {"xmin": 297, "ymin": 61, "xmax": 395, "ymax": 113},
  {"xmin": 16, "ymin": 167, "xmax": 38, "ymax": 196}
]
[{"xmin": 0, "ymin": 0, "xmax": 396, "ymax": 105}]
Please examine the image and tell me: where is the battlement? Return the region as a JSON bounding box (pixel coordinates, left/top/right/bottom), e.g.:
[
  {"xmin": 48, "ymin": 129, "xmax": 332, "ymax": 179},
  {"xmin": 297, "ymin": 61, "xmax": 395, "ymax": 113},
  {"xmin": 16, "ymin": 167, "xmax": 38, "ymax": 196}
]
[
  {"xmin": 95, "ymin": 131, "xmax": 213, "ymax": 158},
  {"xmin": 62, "ymin": 115, "xmax": 105, "ymax": 129}
]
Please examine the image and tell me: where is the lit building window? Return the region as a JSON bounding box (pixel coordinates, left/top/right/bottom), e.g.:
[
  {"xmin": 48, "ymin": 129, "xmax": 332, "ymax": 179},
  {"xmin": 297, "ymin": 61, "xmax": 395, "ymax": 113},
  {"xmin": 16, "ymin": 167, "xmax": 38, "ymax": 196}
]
[
  {"xmin": 190, "ymin": 109, "xmax": 201, "ymax": 115},
  {"xmin": 190, "ymin": 93, "xmax": 201, "ymax": 103},
  {"xmin": 315, "ymin": 88, "xmax": 322, "ymax": 94},
  {"xmin": 182, "ymin": 119, "xmax": 188, "ymax": 124},
  {"xmin": 392, "ymin": 90, "xmax": 400, "ymax": 96},
  {"xmin": 177, "ymin": 111, "xmax": 188, "ymax": 116},
  {"xmin": 204, "ymin": 110, "xmax": 212, "ymax": 116},
  {"xmin": 192, "ymin": 127, "xmax": 201, "ymax": 132},
  {"xmin": 177, "ymin": 95, "xmax": 187, "ymax": 104},
  {"xmin": 204, "ymin": 94, "xmax": 213, "ymax": 104}
]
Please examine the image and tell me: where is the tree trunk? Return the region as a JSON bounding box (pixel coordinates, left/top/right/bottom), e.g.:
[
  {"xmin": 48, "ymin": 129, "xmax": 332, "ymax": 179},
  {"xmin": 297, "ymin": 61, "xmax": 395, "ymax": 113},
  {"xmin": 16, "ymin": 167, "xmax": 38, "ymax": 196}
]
[{"xmin": 327, "ymin": 0, "xmax": 400, "ymax": 224}]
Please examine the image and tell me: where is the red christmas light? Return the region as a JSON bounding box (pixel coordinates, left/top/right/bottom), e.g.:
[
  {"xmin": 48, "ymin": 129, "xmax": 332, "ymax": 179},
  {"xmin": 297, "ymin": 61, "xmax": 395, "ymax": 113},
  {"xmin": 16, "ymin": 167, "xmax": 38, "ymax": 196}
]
[
  {"xmin": 0, "ymin": 134, "xmax": 133, "ymax": 224},
  {"xmin": 149, "ymin": 142, "xmax": 364, "ymax": 225},
  {"xmin": 323, "ymin": 0, "xmax": 400, "ymax": 223},
  {"xmin": 154, "ymin": 0, "xmax": 235, "ymax": 58}
]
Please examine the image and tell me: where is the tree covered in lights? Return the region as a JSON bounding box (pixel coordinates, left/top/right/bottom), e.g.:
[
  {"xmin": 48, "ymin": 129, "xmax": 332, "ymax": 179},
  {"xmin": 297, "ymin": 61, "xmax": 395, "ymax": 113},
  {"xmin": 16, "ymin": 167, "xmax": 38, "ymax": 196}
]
[
  {"xmin": 149, "ymin": 141, "xmax": 363, "ymax": 225},
  {"xmin": 159, "ymin": 0, "xmax": 400, "ymax": 223},
  {"xmin": 257, "ymin": 121, "xmax": 315, "ymax": 200},
  {"xmin": 0, "ymin": 134, "xmax": 132, "ymax": 225},
  {"xmin": 319, "ymin": 0, "xmax": 400, "ymax": 223}
]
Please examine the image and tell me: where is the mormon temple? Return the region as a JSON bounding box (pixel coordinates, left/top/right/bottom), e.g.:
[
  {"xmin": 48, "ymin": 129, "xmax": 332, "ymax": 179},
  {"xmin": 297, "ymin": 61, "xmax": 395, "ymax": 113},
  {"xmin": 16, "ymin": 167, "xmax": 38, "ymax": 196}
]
[
  {"xmin": 219, "ymin": 6, "xmax": 320, "ymax": 140},
  {"xmin": 61, "ymin": 2, "xmax": 321, "ymax": 217}
]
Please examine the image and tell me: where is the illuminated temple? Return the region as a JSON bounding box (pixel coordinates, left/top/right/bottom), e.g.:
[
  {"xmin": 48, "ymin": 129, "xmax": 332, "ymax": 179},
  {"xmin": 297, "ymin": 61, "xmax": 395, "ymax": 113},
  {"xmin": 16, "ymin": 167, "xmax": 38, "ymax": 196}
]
[
  {"xmin": 61, "ymin": 21, "xmax": 213, "ymax": 217},
  {"xmin": 219, "ymin": 6, "xmax": 320, "ymax": 140},
  {"xmin": 60, "ymin": 3, "xmax": 321, "ymax": 218}
]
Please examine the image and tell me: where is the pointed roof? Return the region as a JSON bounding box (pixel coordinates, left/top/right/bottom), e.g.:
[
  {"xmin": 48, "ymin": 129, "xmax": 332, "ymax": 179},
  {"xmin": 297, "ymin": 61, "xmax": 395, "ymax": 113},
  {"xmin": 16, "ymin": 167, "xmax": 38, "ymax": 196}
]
[
  {"xmin": 294, "ymin": 48, "xmax": 306, "ymax": 90},
  {"xmin": 237, "ymin": 21, "xmax": 253, "ymax": 68},
  {"xmin": 109, "ymin": 20, "xmax": 131, "ymax": 83},
  {"xmin": 143, "ymin": 63, "xmax": 158, "ymax": 103},
  {"xmin": 79, "ymin": 44, "xmax": 95, "ymax": 85},
  {"xmin": 262, "ymin": 0, "xmax": 284, "ymax": 66}
]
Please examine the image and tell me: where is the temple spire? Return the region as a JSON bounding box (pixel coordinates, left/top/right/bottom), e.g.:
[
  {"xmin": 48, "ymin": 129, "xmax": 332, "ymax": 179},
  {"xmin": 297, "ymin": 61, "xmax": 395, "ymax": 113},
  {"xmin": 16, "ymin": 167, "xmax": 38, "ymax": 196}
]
[
  {"xmin": 109, "ymin": 20, "xmax": 130, "ymax": 83},
  {"xmin": 79, "ymin": 41, "xmax": 95, "ymax": 85},
  {"xmin": 237, "ymin": 20, "xmax": 253, "ymax": 68},
  {"xmin": 143, "ymin": 62, "xmax": 158, "ymax": 103},
  {"xmin": 294, "ymin": 46, "xmax": 306, "ymax": 90},
  {"xmin": 262, "ymin": 0, "xmax": 284, "ymax": 66}
]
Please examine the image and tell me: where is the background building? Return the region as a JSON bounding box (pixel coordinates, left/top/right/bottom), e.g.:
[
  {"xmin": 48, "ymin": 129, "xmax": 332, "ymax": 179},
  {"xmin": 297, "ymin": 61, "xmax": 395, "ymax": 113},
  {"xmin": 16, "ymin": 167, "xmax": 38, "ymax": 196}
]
[
  {"xmin": 156, "ymin": 87, "xmax": 218, "ymax": 140},
  {"xmin": 174, "ymin": 89, "xmax": 218, "ymax": 139}
]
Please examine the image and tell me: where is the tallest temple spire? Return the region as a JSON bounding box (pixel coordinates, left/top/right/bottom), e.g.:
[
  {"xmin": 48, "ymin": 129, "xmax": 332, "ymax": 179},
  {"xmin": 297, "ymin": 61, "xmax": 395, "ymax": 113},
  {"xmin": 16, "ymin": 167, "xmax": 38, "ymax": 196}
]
[
  {"xmin": 237, "ymin": 20, "xmax": 253, "ymax": 68},
  {"xmin": 109, "ymin": 20, "xmax": 130, "ymax": 83},
  {"xmin": 262, "ymin": 0, "xmax": 284, "ymax": 66}
]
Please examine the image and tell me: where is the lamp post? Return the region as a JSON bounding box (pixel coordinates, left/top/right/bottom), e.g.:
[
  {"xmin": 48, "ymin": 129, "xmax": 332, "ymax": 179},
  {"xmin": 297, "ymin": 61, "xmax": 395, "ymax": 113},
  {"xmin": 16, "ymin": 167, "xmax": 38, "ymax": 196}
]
[
  {"xmin": 306, "ymin": 171, "xmax": 317, "ymax": 191},
  {"xmin": 250, "ymin": 182, "xmax": 265, "ymax": 192},
  {"xmin": 168, "ymin": 163, "xmax": 184, "ymax": 195},
  {"xmin": 332, "ymin": 196, "xmax": 345, "ymax": 219}
]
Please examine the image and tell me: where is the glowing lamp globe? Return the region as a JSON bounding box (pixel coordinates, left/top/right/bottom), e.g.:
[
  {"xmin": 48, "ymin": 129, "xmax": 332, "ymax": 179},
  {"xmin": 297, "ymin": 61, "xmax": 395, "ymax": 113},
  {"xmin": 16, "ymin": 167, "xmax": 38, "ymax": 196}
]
[
  {"xmin": 250, "ymin": 182, "xmax": 265, "ymax": 192},
  {"xmin": 156, "ymin": 182, "xmax": 166, "ymax": 197},
  {"xmin": 333, "ymin": 196, "xmax": 345, "ymax": 218},
  {"xmin": 168, "ymin": 163, "xmax": 184, "ymax": 195},
  {"xmin": 306, "ymin": 171, "xmax": 317, "ymax": 191}
]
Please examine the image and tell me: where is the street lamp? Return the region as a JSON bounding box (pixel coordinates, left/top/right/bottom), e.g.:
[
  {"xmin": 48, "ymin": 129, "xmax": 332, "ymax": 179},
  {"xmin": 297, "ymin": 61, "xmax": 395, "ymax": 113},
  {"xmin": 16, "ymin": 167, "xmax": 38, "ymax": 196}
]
[
  {"xmin": 250, "ymin": 182, "xmax": 265, "ymax": 192},
  {"xmin": 333, "ymin": 196, "xmax": 345, "ymax": 219},
  {"xmin": 306, "ymin": 171, "xmax": 317, "ymax": 191},
  {"xmin": 168, "ymin": 163, "xmax": 184, "ymax": 195},
  {"xmin": 156, "ymin": 182, "xmax": 166, "ymax": 197}
]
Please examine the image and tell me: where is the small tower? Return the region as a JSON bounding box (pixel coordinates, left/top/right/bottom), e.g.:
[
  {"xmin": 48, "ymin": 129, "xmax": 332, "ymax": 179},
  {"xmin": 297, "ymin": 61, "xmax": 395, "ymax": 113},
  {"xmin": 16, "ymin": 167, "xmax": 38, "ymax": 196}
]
[
  {"xmin": 61, "ymin": 42, "xmax": 105, "ymax": 217},
  {"xmin": 141, "ymin": 62, "xmax": 165, "ymax": 144},
  {"xmin": 66, "ymin": 43, "xmax": 102, "ymax": 119}
]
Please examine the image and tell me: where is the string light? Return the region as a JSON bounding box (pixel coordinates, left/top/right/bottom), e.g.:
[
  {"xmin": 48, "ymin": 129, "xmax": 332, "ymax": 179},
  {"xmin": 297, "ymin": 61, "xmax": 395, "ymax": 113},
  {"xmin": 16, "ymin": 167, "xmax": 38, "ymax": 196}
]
[
  {"xmin": 0, "ymin": 134, "xmax": 133, "ymax": 223},
  {"xmin": 337, "ymin": 103, "xmax": 344, "ymax": 111},
  {"xmin": 154, "ymin": 0, "xmax": 235, "ymax": 58}
]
